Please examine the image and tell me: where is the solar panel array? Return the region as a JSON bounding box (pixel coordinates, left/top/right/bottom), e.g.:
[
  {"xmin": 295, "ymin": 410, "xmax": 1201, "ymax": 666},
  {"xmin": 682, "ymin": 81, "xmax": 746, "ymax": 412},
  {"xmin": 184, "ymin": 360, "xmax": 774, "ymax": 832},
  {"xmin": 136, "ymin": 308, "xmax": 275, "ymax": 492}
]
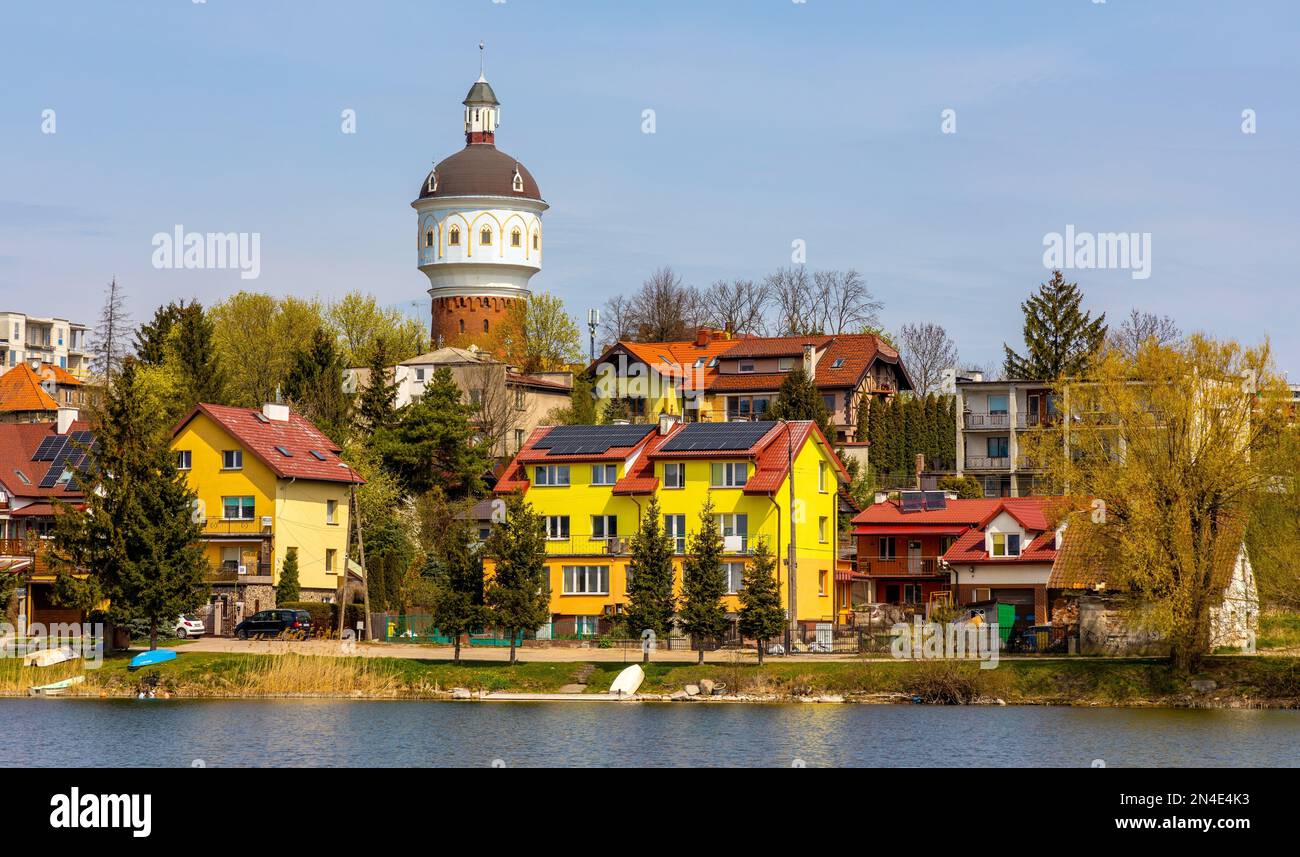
[
  {"xmin": 924, "ymin": 490, "xmax": 947, "ymax": 510},
  {"xmin": 660, "ymin": 421, "xmax": 776, "ymax": 452},
  {"xmin": 900, "ymin": 490, "xmax": 925, "ymax": 512},
  {"xmin": 33, "ymin": 431, "xmax": 95, "ymax": 490},
  {"xmin": 533, "ymin": 424, "xmax": 655, "ymax": 456}
]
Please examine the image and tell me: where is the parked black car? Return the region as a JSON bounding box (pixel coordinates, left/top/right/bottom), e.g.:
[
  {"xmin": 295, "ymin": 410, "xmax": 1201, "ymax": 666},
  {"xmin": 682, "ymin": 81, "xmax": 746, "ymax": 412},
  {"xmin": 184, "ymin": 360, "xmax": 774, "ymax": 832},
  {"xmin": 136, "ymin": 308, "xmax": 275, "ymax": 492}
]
[{"xmin": 234, "ymin": 609, "xmax": 313, "ymax": 640}]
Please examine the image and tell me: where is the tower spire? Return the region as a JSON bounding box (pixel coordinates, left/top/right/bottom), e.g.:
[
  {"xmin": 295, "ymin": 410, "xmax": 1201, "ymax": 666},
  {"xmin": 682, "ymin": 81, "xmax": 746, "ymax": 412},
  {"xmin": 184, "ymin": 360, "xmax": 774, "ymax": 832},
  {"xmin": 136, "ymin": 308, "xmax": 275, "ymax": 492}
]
[{"xmin": 478, "ymin": 40, "xmax": 485, "ymax": 81}]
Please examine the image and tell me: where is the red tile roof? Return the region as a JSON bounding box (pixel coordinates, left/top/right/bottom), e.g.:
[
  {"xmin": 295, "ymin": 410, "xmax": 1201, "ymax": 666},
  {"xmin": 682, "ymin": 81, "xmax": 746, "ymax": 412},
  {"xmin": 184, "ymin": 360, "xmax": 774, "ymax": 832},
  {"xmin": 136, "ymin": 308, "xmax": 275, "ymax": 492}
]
[
  {"xmin": 590, "ymin": 334, "xmax": 742, "ymax": 392},
  {"xmin": 708, "ymin": 333, "xmax": 911, "ymax": 393},
  {"xmin": 0, "ymin": 420, "xmax": 92, "ymax": 502},
  {"xmin": 853, "ymin": 497, "xmax": 1003, "ymax": 530},
  {"xmin": 0, "ymin": 363, "xmax": 59, "ymax": 413},
  {"xmin": 172, "ymin": 404, "xmax": 364, "ymax": 484},
  {"xmin": 720, "ymin": 335, "xmax": 833, "ymax": 359},
  {"xmin": 941, "ymin": 498, "xmax": 1062, "ymax": 564}
]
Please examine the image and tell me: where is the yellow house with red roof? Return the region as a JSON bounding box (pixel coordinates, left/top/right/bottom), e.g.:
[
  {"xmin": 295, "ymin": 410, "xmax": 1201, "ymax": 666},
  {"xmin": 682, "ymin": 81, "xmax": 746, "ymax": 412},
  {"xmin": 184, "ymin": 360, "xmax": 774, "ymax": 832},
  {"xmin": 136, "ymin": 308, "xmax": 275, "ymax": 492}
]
[
  {"xmin": 491, "ymin": 418, "xmax": 847, "ymax": 644},
  {"xmin": 170, "ymin": 402, "xmax": 364, "ymax": 625}
]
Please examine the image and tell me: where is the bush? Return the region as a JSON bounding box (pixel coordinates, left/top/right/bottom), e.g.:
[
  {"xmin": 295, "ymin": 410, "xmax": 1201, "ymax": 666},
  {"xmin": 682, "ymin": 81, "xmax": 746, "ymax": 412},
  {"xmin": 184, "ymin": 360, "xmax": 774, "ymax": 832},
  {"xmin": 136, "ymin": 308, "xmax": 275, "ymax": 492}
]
[
  {"xmin": 280, "ymin": 601, "xmax": 367, "ymax": 638},
  {"xmin": 938, "ymin": 475, "xmax": 984, "ymax": 499},
  {"xmin": 908, "ymin": 661, "xmax": 982, "ymax": 705}
]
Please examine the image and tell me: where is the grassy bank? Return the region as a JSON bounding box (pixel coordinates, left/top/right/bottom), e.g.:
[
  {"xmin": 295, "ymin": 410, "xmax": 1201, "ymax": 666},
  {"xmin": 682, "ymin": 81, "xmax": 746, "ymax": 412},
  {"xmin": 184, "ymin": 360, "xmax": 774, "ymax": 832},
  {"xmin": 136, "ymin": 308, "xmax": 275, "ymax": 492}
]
[{"xmin": 4, "ymin": 650, "xmax": 1300, "ymax": 707}]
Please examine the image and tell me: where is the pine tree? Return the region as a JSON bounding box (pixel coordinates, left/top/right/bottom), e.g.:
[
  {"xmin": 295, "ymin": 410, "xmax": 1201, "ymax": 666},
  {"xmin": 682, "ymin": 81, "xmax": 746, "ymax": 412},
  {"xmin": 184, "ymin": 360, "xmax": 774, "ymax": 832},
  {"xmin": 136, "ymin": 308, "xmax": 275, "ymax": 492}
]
[
  {"xmin": 92, "ymin": 277, "xmax": 131, "ymax": 381},
  {"xmin": 373, "ymin": 367, "xmax": 489, "ymax": 498},
  {"xmin": 276, "ymin": 547, "xmax": 301, "ymax": 604},
  {"xmin": 50, "ymin": 358, "xmax": 207, "ymax": 650},
  {"xmin": 357, "ymin": 335, "xmax": 399, "ymax": 433},
  {"xmin": 854, "ymin": 394, "xmax": 870, "ymax": 442},
  {"xmin": 171, "ymin": 301, "xmax": 227, "ymax": 409},
  {"xmin": 737, "ymin": 538, "xmax": 785, "ymax": 664},
  {"xmin": 624, "ymin": 495, "xmax": 677, "ymax": 663},
  {"xmin": 1003, "ymin": 270, "xmax": 1108, "ymax": 380},
  {"xmin": 483, "ymin": 493, "xmax": 550, "ymax": 665},
  {"xmin": 678, "ymin": 497, "xmax": 729, "ymax": 663},
  {"xmin": 134, "ymin": 302, "xmax": 183, "ymax": 366},
  {"xmin": 599, "ymin": 396, "xmax": 630, "ymax": 424},
  {"xmin": 768, "ymin": 367, "xmax": 835, "ymax": 441},
  {"xmin": 284, "ymin": 326, "xmax": 351, "ymax": 445}
]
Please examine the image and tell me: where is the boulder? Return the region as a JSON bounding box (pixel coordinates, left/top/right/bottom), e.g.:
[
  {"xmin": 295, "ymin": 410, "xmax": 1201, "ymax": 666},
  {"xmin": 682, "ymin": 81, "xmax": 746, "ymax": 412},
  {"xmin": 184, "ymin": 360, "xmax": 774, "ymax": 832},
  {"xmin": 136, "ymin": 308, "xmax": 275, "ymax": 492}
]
[
  {"xmin": 1190, "ymin": 679, "xmax": 1217, "ymax": 693},
  {"xmin": 699, "ymin": 679, "xmax": 715, "ymax": 695},
  {"xmin": 684, "ymin": 684, "xmax": 700, "ymax": 697},
  {"xmin": 451, "ymin": 687, "xmax": 472, "ymax": 700},
  {"xmin": 670, "ymin": 690, "xmax": 689, "ymax": 701}
]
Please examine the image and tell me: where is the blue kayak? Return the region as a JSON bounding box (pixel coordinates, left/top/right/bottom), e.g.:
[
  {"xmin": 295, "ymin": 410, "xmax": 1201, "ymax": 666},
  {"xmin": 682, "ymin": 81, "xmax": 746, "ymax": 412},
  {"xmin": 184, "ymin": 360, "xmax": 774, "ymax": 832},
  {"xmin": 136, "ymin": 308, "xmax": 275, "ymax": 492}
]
[{"xmin": 128, "ymin": 649, "xmax": 178, "ymax": 671}]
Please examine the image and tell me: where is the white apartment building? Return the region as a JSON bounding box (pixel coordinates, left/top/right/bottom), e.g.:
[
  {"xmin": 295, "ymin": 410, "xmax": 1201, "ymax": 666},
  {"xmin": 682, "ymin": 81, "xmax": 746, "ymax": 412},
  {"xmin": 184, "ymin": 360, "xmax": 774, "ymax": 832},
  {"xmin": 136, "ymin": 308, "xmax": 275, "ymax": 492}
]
[
  {"xmin": 0, "ymin": 312, "xmax": 91, "ymax": 378},
  {"xmin": 954, "ymin": 374, "xmax": 1057, "ymax": 497}
]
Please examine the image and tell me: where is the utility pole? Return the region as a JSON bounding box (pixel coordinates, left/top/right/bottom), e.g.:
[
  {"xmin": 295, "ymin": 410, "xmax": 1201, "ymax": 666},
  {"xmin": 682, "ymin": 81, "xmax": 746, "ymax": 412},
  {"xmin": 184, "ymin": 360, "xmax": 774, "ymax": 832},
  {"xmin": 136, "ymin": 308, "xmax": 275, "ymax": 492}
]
[
  {"xmin": 785, "ymin": 421, "xmax": 798, "ymax": 652},
  {"xmin": 587, "ymin": 308, "xmax": 600, "ymax": 362}
]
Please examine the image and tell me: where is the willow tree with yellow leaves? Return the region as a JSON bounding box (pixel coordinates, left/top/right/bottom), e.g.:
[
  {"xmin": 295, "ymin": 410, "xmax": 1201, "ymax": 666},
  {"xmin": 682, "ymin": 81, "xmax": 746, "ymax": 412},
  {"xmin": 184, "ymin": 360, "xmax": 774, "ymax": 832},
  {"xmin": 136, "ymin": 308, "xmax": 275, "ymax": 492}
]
[{"xmin": 1021, "ymin": 335, "xmax": 1294, "ymax": 671}]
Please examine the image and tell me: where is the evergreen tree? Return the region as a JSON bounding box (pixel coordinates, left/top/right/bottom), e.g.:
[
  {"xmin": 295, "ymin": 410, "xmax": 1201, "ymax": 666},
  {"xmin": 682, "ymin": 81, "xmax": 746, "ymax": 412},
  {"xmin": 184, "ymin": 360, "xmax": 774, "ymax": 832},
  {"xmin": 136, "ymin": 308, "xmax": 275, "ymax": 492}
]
[
  {"xmin": 678, "ymin": 497, "xmax": 729, "ymax": 663},
  {"xmin": 546, "ymin": 373, "xmax": 599, "ymax": 425},
  {"xmin": 768, "ymin": 367, "xmax": 835, "ymax": 441},
  {"xmin": 1003, "ymin": 270, "xmax": 1108, "ymax": 380},
  {"xmin": 50, "ymin": 358, "xmax": 207, "ymax": 649},
  {"xmin": 737, "ymin": 538, "xmax": 785, "ymax": 664},
  {"xmin": 134, "ymin": 302, "xmax": 183, "ymax": 366},
  {"xmin": 624, "ymin": 495, "xmax": 677, "ymax": 663},
  {"xmin": 373, "ymin": 367, "xmax": 489, "ymax": 498},
  {"xmin": 171, "ymin": 301, "xmax": 227, "ymax": 409},
  {"xmin": 276, "ymin": 547, "xmax": 301, "ymax": 604},
  {"xmin": 598, "ymin": 396, "xmax": 630, "ymax": 425},
  {"xmin": 357, "ymin": 335, "xmax": 399, "ymax": 433},
  {"xmin": 854, "ymin": 394, "xmax": 870, "ymax": 442},
  {"xmin": 284, "ymin": 326, "xmax": 351, "ymax": 444},
  {"xmin": 429, "ymin": 520, "xmax": 487, "ymax": 663},
  {"xmin": 483, "ymin": 493, "xmax": 550, "ymax": 665}
]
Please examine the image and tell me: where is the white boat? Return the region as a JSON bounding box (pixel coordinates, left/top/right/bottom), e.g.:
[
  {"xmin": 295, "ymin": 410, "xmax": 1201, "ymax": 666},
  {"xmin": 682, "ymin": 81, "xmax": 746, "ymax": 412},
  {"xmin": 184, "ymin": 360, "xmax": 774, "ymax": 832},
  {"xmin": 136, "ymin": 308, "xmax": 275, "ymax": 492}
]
[
  {"xmin": 28, "ymin": 675, "xmax": 85, "ymax": 696},
  {"xmin": 609, "ymin": 664, "xmax": 644, "ymax": 696},
  {"xmin": 22, "ymin": 646, "xmax": 77, "ymax": 668}
]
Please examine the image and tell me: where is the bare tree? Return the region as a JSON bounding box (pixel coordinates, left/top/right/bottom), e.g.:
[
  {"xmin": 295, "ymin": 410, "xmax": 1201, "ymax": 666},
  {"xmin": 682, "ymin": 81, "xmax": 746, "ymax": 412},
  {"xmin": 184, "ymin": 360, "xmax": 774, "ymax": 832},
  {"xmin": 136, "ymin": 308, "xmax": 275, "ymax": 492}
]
[
  {"xmin": 599, "ymin": 294, "xmax": 636, "ymax": 350},
  {"xmin": 92, "ymin": 276, "xmax": 131, "ymax": 381},
  {"xmin": 1108, "ymin": 309, "xmax": 1181, "ymax": 359},
  {"xmin": 628, "ymin": 266, "xmax": 700, "ymax": 341},
  {"xmin": 766, "ymin": 266, "xmax": 816, "ymax": 335},
  {"xmin": 897, "ymin": 322, "xmax": 960, "ymax": 395},
  {"xmin": 815, "ymin": 269, "xmax": 882, "ymax": 335},
  {"xmin": 465, "ymin": 361, "xmax": 520, "ymax": 459},
  {"xmin": 698, "ymin": 278, "xmax": 770, "ymax": 335}
]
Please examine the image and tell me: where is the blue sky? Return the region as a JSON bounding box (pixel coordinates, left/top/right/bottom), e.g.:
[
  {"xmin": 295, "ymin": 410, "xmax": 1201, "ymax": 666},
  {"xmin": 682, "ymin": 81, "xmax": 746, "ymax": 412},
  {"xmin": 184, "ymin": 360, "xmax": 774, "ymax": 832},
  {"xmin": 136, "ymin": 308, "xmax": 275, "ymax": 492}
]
[{"xmin": 2, "ymin": 1, "xmax": 1297, "ymax": 374}]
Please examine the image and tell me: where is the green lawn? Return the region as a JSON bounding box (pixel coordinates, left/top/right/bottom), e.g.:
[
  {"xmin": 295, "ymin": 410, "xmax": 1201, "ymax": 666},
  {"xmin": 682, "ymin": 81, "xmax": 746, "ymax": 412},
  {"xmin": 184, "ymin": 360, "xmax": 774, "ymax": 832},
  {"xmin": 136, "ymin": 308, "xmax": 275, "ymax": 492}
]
[{"xmin": 1257, "ymin": 611, "xmax": 1300, "ymax": 652}]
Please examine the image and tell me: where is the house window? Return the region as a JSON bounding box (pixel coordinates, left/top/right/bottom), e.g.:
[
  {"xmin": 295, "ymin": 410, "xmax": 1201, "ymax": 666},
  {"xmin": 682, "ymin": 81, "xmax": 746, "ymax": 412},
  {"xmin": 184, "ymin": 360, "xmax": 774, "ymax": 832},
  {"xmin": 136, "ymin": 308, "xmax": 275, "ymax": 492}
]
[
  {"xmin": 710, "ymin": 462, "xmax": 747, "ymax": 488},
  {"xmin": 778, "ymin": 357, "xmax": 794, "ymax": 371},
  {"xmin": 544, "ymin": 516, "xmax": 570, "ymax": 540},
  {"xmin": 514, "ymin": 428, "xmax": 525, "ymax": 451},
  {"xmin": 222, "ymin": 449, "xmax": 243, "ymax": 470},
  {"xmin": 591, "ymin": 464, "xmax": 618, "ymax": 486},
  {"xmin": 469, "ymin": 389, "xmax": 484, "ymax": 406},
  {"xmin": 728, "ymin": 395, "xmax": 770, "ymax": 419},
  {"xmin": 574, "ymin": 615, "xmax": 599, "ymax": 636},
  {"xmin": 818, "ymin": 461, "xmax": 829, "ymax": 492},
  {"xmin": 991, "ymin": 533, "xmax": 1021, "ymax": 557},
  {"xmin": 819, "ymin": 516, "xmax": 829, "ymax": 543},
  {"xmin": 988, "ymin": 395, "xmax": 1009, "ymax": 415},
  {"xmin": 325, "ymin": 549, "xmax": 336, "ymax": 572},
  {"xmin": 326, "ymin": 499, "xmax": 337, "ymax": 524},
  {"xmin": 449, "ymin": 226, "xmax": 460, "ymax": 245},
  {"xmin": 725, "ymin": 561, "xmax": 745, "ymax": 594},
  {"xmin": 822, "ymin": 394, "xmax": 836, "ymax": 413},
  {"xmin": 562, "ymin": 565, "xmax": 609, "ymax": 595},
  {"xmin": 987, "ymin": 437, "xmax": 1009, "ymax": 458},
  {"xmin": 592, "ymin": 515, "xmax": 618, "ymax": 539},
  {"xmin": 739, "ymin": 360, "xmax": 755, "ymax": 373},
  {"xmin": 535, "ymin": 464, "xmax": 570, "ymax": 486},
  {"xmin": 664, "ymin": 514, "xmax": 686, "ymax": 553},
  {"xmin": 222, "ymin": 496, "xmax": 255, "ymax": 520},
  {"xmin": 415, "ymin": 368, "xmax": 425, "ymax": 382},
  {"xmin": 878, "ymin": 537, "xmax": 897, "ymax": 560},
  {"xmin": 662, "ymin": 462, "xmax": 685, "ymax": 489},
  {"xmin": 511, "ymin": 228, "xmax": 522, "ymax": 247},
  {"xmin": 480, "ymin": 227, "xmax": 492, "ymax": 246},
  {"xmin": 176, "ymin": 450, "xmax": 192, "ymax": 470},
  {"xmin": 819, "ymin": 570, "xmax": 828, "ymax": 596},
  {"xmin": 716, "ymin": 514, "xmax": 748, "ymax": 552}
]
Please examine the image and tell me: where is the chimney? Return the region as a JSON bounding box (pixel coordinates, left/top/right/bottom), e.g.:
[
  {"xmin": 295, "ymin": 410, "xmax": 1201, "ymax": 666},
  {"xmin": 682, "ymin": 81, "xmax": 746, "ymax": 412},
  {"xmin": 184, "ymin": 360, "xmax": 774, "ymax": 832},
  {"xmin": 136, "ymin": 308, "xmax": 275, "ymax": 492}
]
[
  {"xmin": 262, "ymin": 402, "xmax": 291, "ymax": 422},
  {"xmin": 696, "ymin": 326, "xmax": 711, "ymax": 347},
  {"xmin": 658, "ymin": 413, "xmax": 682, "ymax": 435},
  {"xmin": 803, "ymin": 343, "xmax": 816, "ymax": 379},
  {"xmin": 56, "ymin": 407, "xmax": 79, "ymax": 435},
  {"xmin": 873, "ymin": 491, "xmax": 888, "ymax": 505}
]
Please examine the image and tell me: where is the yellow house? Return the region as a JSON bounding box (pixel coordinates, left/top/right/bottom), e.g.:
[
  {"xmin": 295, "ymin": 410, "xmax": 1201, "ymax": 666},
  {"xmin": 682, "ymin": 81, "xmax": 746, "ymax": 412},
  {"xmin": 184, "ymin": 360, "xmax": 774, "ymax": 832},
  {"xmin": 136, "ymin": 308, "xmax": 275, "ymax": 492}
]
[
  {"xmin": 170, "ymin": 403, "xmax": 364, "ymax": 625},
  {"xmin": 587, "ymin": 328, "xmax": 738, "ymax": 423},
  {"xmin": 492, "ymin": 418, "xmax": 847, "ymax": 641}
]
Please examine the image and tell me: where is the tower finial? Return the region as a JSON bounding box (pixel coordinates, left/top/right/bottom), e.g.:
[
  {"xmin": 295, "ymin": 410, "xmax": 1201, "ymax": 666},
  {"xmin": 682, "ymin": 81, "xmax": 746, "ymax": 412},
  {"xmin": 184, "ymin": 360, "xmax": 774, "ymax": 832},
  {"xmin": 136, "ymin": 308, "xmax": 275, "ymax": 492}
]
[{"xmin": 478, "ymin": 40, "xmax": 485, "ymax": 81}]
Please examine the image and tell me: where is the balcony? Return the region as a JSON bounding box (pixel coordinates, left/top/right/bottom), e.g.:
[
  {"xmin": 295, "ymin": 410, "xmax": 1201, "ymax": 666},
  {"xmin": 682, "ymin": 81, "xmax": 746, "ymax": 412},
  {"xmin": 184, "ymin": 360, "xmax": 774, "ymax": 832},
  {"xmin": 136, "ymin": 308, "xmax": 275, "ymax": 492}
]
[
  {"xmin": 544, "ymin": 536, "xmax": 632, "ymax": 557},
  {"xmin": 857, "ymin": 556, "xmax": 946, "ymax": 577},
  {"xmin": 201, "ymin": 517, "xmax": 271, "ymax": 537},
  {"xmin": 207, "ymin": 562, "xmax": 273, "ymax": 584},
  {"xmin": 964, "ymin": 456, "xmax": 1010, "ymax": 471},
  {"xmin": 964, "ymin": 411, "xmax": 1051, "ymax": 430}
]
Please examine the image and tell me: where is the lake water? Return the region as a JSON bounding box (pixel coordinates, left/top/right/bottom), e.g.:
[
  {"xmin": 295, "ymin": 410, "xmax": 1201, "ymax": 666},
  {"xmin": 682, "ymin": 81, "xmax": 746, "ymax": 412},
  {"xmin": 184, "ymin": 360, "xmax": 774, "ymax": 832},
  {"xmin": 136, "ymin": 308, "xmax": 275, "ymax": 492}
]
[{"xmin": 4, "ymin": 699, "xmax": 1298, "ymax": 767}]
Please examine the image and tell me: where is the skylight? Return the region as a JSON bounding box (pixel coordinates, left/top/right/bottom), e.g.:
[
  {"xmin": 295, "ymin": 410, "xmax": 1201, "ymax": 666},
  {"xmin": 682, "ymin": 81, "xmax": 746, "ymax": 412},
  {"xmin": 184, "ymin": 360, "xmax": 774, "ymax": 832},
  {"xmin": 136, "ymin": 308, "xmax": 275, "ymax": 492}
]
[
  {"xmin": 309, "ymin": 450, "xmax": 327, "ymax": 461},
  {"xmin": 275, "ymin": 446, "xmax": 293, "ymax": 457},
  {"xmin": 14, "ymin": 469, "xmax": 29, "ymax": 485},
  {"xmin": 832, "ymin": 358, "xmax": 845, "ymax": 368}
]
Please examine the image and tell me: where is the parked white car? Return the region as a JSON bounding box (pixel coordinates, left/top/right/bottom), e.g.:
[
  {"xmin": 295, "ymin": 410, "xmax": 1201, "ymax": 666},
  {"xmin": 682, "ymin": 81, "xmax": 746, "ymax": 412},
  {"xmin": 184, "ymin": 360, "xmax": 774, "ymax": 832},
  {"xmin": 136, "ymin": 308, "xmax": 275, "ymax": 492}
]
[{"xmin": 174, "ymin": 614, "xmax": 206, "ymax": 638}]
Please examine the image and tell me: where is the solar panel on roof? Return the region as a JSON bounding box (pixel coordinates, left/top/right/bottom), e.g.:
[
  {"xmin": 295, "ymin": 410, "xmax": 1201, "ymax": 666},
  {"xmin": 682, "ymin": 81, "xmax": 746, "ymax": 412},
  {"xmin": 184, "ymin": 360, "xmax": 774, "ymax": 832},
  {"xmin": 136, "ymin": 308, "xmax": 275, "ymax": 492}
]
[
  {"xmin": 33, "ymin": 436, "xmax": 62, "ymax": 461},
  {"xmin": 923, "ymin": 491, "xmax": 947, "ymax": 510},
  {"xmin": 659, "ymin": 421, "xmax": 776, "ymax": 452},
  {"xmin": 533, "ymin": 424, "xmax": 654, "ymax": 456},
  {"xmin": 900, "ymin": 490, "xmax": 925, "ymax": 513}
]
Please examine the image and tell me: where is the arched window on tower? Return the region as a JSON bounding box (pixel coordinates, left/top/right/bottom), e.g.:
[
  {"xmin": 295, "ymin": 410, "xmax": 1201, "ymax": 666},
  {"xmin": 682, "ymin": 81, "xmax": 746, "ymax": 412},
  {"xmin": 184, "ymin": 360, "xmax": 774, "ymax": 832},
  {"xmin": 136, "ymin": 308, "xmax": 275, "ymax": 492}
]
[
  {"xmin": 480, "ymin": 227, "xmax": 492, "ymax": 246},
  {"xmin": 533, "ymin": 233, "xmax": 539, "ymax": 250},
  {"xmin": 425, "ymin": 228, "xmax": 434, "ymax": 248},
  {"xmin": 459, "ymin": 319, "xmax": 465, "ymax": 334},
  {"xmin": 512, "ymin": 168, "xmax": 524, "ymax": 193},
  {"xmin": 449, "ymin": 226, "xmax": 460, "ymax": 246},
  {"xmin": 427, "ymin": 173, "xmax": 437, "ymax": 193},
  {"xmin": 511, "ymin": 228, "xmax": 521, "ymax": 248},
  {"xmin": 483, "ymin": 319, "xmax": 490, "ymax": 333}
]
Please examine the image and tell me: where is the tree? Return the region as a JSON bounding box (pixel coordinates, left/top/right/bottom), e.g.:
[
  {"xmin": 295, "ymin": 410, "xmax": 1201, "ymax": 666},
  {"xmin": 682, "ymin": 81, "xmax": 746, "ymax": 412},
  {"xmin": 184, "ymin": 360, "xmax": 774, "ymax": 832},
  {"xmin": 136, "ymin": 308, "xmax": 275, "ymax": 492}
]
[
  {"xmin": 328, "ymin": 291, "xmax": 427, "ymax": 367},
  {"xmin": 767, "ymin": 267, "xmax": 815, "ymax": 336},
  {"xmin": 738, "ymin": 538, "xmax": 785, "ymax": 664},
  {"xmin": 1022, "ymin": 335, "xmax": 1293, "ymax": 671},
  {"xmin": 627, "ymin": 266, "xmax": 701, "ymax": 341},
  {"xmin": 698, "ymin": 279, "xmax": 770, "ymax": 335},
  {"xmin": 276, "ymin": 547, "xmax": 301, "ymax": 604},
  {"xmin": 599, "ymin": 293, "xmax": 636, "ymax": 349},
  {"xmin": 170, "ymin": 301, "xmax": 227, "ymax": 409},
  {"xmin": 768, "ymin": 367, "xmax": 835, "ymax": 442},
  {"xmin": 624, "ymin": 496, "xmax": 677, "ymax": 663},
  {"xmin": 1108, "ymin": 309, "xmax": 1181, "ymax": 360},
  {"xmin": 767, "ymin": 267, "xmax": 881, "ymax": 336},
  {"xmin": 210, "ymin": 292, "xmax": 325, "ymax": 407},
  {"xmin": 490, "ymin": 293, "xmax": 583, "ymax": 373},
  {"xmin": 483, "ymin": 493, "xmax": 550, "ymax": 665},
  {"xmin": 545, "ymin": 373, "xmax": 599, "ymax": 425},
  {"xmin": 897, "ymin": 322, "xmax": 959, "ymax": 395},
  {"xmin": 938, "ymin": 474, "xmax": 984, "ymax": 499},
  {"xmin": 134, "ymin": 302, "xmax": 183, "ymax": 367},
  {"xmin": 372, "ymin": 367, "xmax": 490, "ymax": 498},
  {"xmin": 1003, "ymin": 270, "xmax": 1107, "ymax": 380},
  {"xmin": 356, "ymin": 336, "xmax": 399, "ymax": 434},
  {"xmin": 50, "ymin": 358, "xmax": 207, "ymax": 650},
  {"xmin": 678, "ymin": 497, "xmax": 730, "ymax": 663},
  {"xmin": 92, "ymin": 277, "xmax": 131, "ymax": 380},
  {"xmin": 283, "ymin": 326, "xmax": 351, "ymax": 445},
  {"xmin": 428, "ymin": 519, "xmax": 488, "ymax": 663}
]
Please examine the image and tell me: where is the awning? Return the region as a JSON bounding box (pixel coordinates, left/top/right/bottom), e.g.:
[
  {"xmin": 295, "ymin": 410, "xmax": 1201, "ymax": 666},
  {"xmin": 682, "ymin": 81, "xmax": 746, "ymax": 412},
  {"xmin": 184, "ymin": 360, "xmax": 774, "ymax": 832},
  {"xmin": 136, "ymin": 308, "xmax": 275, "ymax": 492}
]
[
  {"xmin": 11, "ymin": 502, "xmax": 58, "ymax": 518},
  {"xmin": 834, "ymin": 570, "xmax": 868, "ymax": 582},
  {"xmin": 852, "ymin": 525, "xmax": 968, "ymax": 536},
  {"xmin": 0, "ymin": 557, "xmax": 33, "ymax": 574}
]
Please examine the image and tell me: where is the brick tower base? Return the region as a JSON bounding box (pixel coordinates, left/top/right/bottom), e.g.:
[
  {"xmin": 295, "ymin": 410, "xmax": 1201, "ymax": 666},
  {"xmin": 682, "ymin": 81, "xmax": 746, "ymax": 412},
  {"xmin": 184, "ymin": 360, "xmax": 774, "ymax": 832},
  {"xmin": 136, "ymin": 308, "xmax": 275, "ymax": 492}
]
[{"xmin": 431, "ymin": 294, "xmax": 523, "ymax": 349}]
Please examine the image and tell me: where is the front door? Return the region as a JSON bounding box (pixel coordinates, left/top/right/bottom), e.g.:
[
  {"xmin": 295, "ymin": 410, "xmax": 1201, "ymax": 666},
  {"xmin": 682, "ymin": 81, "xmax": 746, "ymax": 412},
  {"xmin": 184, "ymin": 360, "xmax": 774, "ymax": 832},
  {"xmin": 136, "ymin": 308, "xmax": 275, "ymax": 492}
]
[{"xmin": 908, "ymin": 540, "xmax": 922, "ymax": 575}]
